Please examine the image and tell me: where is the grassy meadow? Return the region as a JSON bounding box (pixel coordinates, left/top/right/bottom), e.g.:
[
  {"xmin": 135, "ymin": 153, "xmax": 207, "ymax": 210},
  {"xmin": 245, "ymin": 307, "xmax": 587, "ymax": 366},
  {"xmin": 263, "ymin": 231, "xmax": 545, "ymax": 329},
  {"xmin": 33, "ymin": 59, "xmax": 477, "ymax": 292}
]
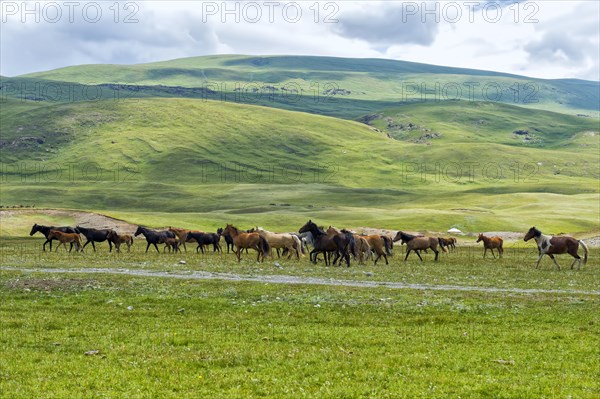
[
  {"xmin": 1, "ymin": 54, "xmax": 599, "ymax": 398},
  {"xmin": 1, "ymin": 263, "xmax": 598, "ymax": 398}
]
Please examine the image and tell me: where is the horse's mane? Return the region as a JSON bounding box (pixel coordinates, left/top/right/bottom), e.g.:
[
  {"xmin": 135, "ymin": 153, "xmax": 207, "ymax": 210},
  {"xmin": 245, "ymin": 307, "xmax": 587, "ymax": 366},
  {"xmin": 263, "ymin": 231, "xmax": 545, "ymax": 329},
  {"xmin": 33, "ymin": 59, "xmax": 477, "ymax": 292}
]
[{"xmin": 400, "ymin": 231, "xmax": 417, "ymax": 241}]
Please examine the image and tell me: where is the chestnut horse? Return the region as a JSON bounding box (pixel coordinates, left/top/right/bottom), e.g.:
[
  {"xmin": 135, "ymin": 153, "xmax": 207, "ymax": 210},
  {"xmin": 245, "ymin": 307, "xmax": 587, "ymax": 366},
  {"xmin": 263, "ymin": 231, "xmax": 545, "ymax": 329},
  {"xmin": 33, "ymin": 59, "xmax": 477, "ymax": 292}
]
[
  {"xmin": 48, "ymin": 230, "xmax": 82, "ymax": 252},
  {"xmin": 358, "ymin": 233, "xmax": 392, "ymax": 265},
  {"xmin": 222, "ymin": 224, "xmax": 270, "ymax": 262},
  {"xmin": 476, "ymin": 233, "xmax": 503, "ymax": 259},
  {"xmin": 107, "ymin": 231, "xmax": 134, "ymax": 252},
  {"xmin": 524, "ymin": 227, "xmax": 588, "ymax": 270},
  {"xmin": 30, "ymin": 224, "xmax": 78, "ymax": 251},
  {"xmin": 394, "ymin": 231, "xmax": 443, "ymax": 261}
]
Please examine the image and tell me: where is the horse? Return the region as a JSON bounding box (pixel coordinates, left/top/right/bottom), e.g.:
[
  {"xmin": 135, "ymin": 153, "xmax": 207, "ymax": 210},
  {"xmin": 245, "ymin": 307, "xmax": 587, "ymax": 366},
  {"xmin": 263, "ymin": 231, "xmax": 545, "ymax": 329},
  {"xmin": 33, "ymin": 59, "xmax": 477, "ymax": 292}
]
[
  {"xmin": 524, "ymin": 227, "xmax": 588, "ymax": 270},
  {"xmin": 359, "ymin": 234, "xmax": 392, "ymax": 265},
  {"xmin": 476, "ymin": 233, "xmax": 503, "ymax": 259},
  {"xmin": 162, "ymin": 237, "xmax": 181, "ymax": 253},
  {"xmin": 29, "ymin": 224, "xmax": 78, "ymax": 251},
  {"xmin": 221, "ymin": 224, "xmax": 270, "ymax": 262},
  {"xmin": 168, "ymin": 227, "xmax": 196, "ymax": 252},
  {"xmin": 134, "ymin": 226, "xmax": 176, "ymax": 253},
  {"xmin": 299, "ymin": 221, "xmax": 353, "ymax": 267},
  {"xmin": 186, "ymin": 231, "xmax": 222, "ymax": 254},
  {"xmin": 107, "ymin": 231, "xmax": 134, "ymax": 253},
  {"xmin": 48, "ymin": 230, "xmax": 82, "ymax": 252},
  {"xmin": 345, "ymin": 232, "xmax": 371, "ymax": 265},
  {"xmin": 255, "ymin": 228, "xmax": 302, "ymax": 259},
  {"xmin": 216, "ymin": 227, "xmax": 234, "ymax": 253},
  {"xmin": 438, "ymin": 237, "xmax": 457, "ymax": 252},
  {"xmin": 75, "ymin": 226, "xmax": 116, "ymax": 252},
  {"xmin": 217, "ymin": 227, "xmax": 251, "ymax": 254},
  {"xmin": 394, "ymin": 231, "xmax": 443, "ymax": 261}
]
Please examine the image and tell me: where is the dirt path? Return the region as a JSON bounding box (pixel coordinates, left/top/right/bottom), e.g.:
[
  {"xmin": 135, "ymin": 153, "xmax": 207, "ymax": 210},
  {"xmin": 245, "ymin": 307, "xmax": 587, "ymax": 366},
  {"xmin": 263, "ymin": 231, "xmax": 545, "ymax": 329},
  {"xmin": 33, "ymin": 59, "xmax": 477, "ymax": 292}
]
[{"xmin": 1, "ymin": 266, "xmax": 598, "ymax": 296}]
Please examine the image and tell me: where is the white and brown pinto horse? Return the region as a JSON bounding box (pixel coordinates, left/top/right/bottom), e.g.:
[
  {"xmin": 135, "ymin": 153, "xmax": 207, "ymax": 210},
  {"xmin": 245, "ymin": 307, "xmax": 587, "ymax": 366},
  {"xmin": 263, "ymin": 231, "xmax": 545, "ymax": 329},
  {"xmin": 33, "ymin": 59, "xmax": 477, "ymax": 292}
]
[{"xmin": 524, "ymin": 227, "xmax": 588, "ymax": 270}]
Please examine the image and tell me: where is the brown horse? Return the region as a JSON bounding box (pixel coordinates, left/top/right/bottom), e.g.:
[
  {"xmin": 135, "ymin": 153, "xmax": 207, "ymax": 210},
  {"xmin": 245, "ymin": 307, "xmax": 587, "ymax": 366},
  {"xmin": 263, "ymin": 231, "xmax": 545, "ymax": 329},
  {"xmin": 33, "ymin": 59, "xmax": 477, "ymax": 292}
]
[
  {"xmin": 48, "ymin": 230, "xmax": 82, "ymax": 252},
  {"xmin": 359, "ymin": 234, "xmax": 392, "ymax": 265},
  {"xmin": 222, "ymin": 224, "xmax": 270, "ymax": 262},
  {"xmin": 438, "ymin": 237, "xmax": 457, "ymax": 252},
  {"xmin": 394, "ymin": 231, "xmax": 443, "ymax": 261},
  {"xmin": 107, "ymin": 231, "xmax": 134, "ymax": 252},
  {"xmin": 168, "ymin": 227, "xmax": 199, "ymax": 252},
  {"xmin": 524, "ymin": 227, "xmax": 588, "ymax": 270},
  {"xmin": 476, "ymin": 233, "xmax": 503, "ymax": 259},
  {"xmin": 162, "ymin": 237, "xmax": 181, "ymax": 253},
  {"xmin": 351, "ymin": 234, "xmax": 372, "ymax": 264}
]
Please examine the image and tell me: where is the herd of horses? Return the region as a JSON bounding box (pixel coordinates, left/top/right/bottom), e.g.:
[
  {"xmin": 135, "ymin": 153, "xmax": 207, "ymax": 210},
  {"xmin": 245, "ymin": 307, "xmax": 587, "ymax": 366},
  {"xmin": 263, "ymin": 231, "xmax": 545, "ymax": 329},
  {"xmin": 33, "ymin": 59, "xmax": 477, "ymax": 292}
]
[{"xmin": 28, "ymin": 222, "xmax": 589, "ymax": 270}]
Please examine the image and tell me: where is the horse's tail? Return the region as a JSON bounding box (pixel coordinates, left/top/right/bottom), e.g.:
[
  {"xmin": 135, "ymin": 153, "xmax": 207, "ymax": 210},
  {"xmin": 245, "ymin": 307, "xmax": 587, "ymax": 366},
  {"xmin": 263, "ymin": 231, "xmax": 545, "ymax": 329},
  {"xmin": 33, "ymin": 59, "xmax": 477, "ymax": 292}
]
[
  {"xmin": 438, "ymin": 238, "xmax": 448, "ymax": 253},
  {"xmin": 579, "ymin": 240, "xmax": 589, "ymax": 265},
  {"xmin": 292, "ymin": 235, "xmax": 303, "ymax": 256},
  {"xmin": 382, "ymin": 236, "xmax": 392, "ymax": 256},
  {"xmin": 259, "ymin": 236, "xmax": 270, "ymax": 257},
  {"xmin": 364, "ymin": 239, "xmax": 372, "ymax": 259}
]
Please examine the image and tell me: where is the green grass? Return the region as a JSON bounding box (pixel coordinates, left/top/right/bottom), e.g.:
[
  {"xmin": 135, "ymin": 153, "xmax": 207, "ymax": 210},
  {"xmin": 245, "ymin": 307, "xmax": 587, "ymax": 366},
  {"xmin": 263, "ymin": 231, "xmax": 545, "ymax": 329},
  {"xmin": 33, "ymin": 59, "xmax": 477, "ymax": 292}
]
[
  {"xmin": 1, "ymin": 98, "xmax": 598, "ymax": 233},
  {"xmin": 1, "ymin": 237, "xmax": 599, "ymax": 292},
  {"xmin": 1, "ymin": 268, "xmax": 598, "ymax": 398},
  {"xmin": 13, "ymin": 55, "xmax": 600, "ymax": 115}
]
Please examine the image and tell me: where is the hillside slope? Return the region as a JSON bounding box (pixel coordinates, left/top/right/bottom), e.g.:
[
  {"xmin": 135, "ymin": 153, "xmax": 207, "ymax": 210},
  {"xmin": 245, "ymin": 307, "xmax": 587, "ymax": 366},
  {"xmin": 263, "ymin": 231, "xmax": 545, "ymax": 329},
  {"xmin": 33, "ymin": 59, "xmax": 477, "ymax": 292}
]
[
  {"xmin": 7, "ymin": 55, "xmax": 599, "ymax": 117},
  {"xmin": 1, "ymin": 98, "xmax": 598, "ymax": 232}
]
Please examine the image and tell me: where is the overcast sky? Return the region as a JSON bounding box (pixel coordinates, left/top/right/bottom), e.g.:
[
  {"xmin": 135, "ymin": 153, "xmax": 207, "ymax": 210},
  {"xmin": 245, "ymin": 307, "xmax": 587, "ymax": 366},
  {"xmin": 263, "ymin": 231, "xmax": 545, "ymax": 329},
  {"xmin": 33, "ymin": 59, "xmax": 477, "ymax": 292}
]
[{"xmin": 1, "ymin": 1, "xmax": 598, "ymax": 80}]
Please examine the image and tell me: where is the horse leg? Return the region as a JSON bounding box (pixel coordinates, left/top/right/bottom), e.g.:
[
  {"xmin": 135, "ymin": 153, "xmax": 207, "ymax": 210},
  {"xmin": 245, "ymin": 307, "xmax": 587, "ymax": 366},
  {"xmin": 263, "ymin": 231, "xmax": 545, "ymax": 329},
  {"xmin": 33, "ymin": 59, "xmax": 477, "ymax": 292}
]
[
  {"xmin": 153, "ymin": 243, "xmax": 160, "ymax": 253},
  {"xmin": 499, "ymin": 247, "xmax": 503, "ymax": 258},
  {"xmin": 534, "ymin": 253, "xmax": 544, "ymax": 269},
  {"xmin": 43, "ymin": 238, "xmax": 51, "ymax": 251},
  {"xmin": 236, "ymin": 248, "xmax": 241, "ymax": 262},
  {"xmin": 433, "ymin": 249, "xmax": 439, "ymax": 261},
  {"xmin": 490, "ymin": 248, "xmax": 496, "ymax": 259},
  {"xmin": 415, "ymin": 250, "xmax": 424, "ymax": 262},
  {"xmin": 548, "ymin": 254, "xmax": 561, "ymax": 270},
  {"xmin": 404, "ymin": 249, "xmax": 411, "ymax": 261},
  {"xmin": 145, "ymin": 242, "xmax": 151, "ymax": 253},
  {"xmin": 383, "ymin": 253, "xmax": 389, "ymax": 265},
  {"xmin": 569, "ymin": 251, "xmax": 581, "ymax": 270},
  {"xmin": 374, "ymin": 252, "xmax": 381, "ymax": 265}
]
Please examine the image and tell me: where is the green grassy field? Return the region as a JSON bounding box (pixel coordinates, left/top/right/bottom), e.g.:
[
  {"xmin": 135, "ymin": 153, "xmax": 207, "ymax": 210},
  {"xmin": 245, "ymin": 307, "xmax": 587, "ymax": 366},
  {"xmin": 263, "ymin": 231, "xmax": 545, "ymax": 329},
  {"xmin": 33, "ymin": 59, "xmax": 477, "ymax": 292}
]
[
  {"xmin": 1, "ymin": 97, "xmax": 598, "ymax": 233},
  {"xmin": 1, "ymin": 263, "xmax": 598, "ymax": 398}
]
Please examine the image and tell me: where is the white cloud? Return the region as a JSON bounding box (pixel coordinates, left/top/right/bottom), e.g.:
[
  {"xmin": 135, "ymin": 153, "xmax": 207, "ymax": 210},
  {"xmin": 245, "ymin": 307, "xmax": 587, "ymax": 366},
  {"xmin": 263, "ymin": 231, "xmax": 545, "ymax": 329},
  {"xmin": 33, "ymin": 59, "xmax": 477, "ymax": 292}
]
[{"xmin": 0, "ymin": 1, "xmax": 598, "ymax": 81}]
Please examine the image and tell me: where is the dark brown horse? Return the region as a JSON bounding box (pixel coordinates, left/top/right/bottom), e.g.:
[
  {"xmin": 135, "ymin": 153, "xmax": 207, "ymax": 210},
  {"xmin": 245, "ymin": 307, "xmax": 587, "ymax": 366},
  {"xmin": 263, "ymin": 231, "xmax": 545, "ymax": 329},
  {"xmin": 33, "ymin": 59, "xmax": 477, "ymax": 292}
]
[
  {"xmin": 476, "ymin": 233, "xmax": 503, "ymax": 259},
  {"xmin": 299, "ymin": 221, "xmax": 353, "ymax": 267},
  {"xmin": 524, "ymin": 227, "xmax": 588, "ymax": 270},
  {"xmin": 222, "ymin": 224, "xmax": 270, "ymax": 262},
  {"xmin": 394, "ymin": 231, "xmax": 443, "ymax": 261},
  {"xmin": 438, "ymin": 237, "xmax": 457, "ymax": 252}
]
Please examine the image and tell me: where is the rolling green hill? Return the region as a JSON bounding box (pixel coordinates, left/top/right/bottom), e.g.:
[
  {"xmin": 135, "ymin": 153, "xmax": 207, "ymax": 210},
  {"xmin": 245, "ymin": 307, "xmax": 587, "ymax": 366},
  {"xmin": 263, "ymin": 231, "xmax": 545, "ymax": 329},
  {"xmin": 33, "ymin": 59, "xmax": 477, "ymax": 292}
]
[
  {"xmin": 1, "ymin": 97, "xmax": 598, "ymax": 233},
  {"xmin": 4, "ymin": 55, "xmax": 599, "ymax": 118}
]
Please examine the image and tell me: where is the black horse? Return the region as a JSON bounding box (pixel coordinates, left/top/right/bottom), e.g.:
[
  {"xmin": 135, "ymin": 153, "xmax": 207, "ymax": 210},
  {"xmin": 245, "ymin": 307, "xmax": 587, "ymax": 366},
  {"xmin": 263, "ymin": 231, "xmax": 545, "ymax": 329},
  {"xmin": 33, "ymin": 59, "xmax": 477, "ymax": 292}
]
[
  {"xmin": 30, "ymin": 224, "xmax": 78, "ymax": 251},
  {"xmin": 186, "ymin": 231, "xmax": 222, "ymax": 253},
  {"xmin": 299, "ymin": 220, "xmax": 354, "ymax": 267},
  {"xmin": 134, "ymin": 226, "xmax": 175, "ymax": 253},
  {"xmin": 217, "ymin": 227, "xmax": 234, "ymax": 253},
  {"xmin": 75, "ymin": 226, "xmax": 116, "ymax": 252}
]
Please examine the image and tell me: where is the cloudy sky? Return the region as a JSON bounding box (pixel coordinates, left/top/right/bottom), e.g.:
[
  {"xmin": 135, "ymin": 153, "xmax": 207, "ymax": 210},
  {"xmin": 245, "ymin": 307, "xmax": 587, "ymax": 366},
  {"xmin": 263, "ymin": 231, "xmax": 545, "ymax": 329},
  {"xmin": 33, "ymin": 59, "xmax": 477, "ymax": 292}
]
[{"xmin": 1, "ymin": 0, "xmax": 598, "ymax": 80}]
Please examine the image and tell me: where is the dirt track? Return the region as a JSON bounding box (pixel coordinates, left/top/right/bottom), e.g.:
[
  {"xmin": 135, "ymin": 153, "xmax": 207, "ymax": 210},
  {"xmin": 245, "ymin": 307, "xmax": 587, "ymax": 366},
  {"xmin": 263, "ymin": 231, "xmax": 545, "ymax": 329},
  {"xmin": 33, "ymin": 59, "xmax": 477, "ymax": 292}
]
[{"xmin": 1, "ymin": 267, "xmax": 598, "ymax": 296}]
